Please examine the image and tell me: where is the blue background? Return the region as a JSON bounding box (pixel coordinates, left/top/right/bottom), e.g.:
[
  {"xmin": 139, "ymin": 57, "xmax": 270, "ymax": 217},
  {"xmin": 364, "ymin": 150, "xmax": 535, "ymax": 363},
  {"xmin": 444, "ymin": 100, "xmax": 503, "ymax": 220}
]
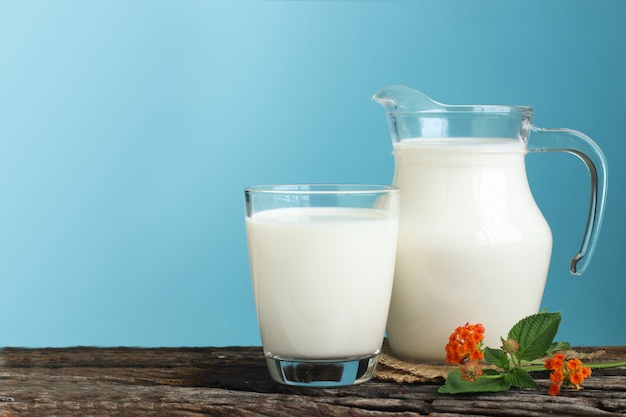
[{"xmin": 0, "ymin": 0, "xmax": 624, "ymax": 347}]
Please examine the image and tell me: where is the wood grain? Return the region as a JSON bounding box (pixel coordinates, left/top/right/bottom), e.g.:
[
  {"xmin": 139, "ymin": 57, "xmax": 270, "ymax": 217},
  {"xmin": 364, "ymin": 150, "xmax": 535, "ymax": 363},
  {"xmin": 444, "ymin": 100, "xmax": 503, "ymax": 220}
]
[{"xmin": 0, "ymin": 346, "xmax": 623, "ymax": 416}]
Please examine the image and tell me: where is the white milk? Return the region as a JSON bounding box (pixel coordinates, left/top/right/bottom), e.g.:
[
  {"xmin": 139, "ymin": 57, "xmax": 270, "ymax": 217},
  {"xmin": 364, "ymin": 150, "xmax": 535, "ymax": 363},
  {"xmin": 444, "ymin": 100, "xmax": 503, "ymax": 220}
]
[
  {"xmin": 387, "ymin": 139, "xmax": 553, "ymax": 362},
  {"xmin": 246, "ymin": 207, "xmax": 398, "ymax": 359}
]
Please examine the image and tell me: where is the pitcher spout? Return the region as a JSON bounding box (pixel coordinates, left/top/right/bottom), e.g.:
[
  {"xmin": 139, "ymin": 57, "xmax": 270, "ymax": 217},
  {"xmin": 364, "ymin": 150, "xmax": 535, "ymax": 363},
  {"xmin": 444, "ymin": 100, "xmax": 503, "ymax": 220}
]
[{"xmin": 372, "ymin": 85, "xmax": 446, "ymax": 113}]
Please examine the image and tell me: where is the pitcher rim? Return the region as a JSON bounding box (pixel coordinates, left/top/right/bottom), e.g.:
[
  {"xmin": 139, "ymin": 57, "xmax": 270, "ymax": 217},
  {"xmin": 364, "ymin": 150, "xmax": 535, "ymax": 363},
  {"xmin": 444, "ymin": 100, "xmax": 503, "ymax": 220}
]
[{"xmin": 384, "ymin": 105, "xmax": 534, "ymax": 116}]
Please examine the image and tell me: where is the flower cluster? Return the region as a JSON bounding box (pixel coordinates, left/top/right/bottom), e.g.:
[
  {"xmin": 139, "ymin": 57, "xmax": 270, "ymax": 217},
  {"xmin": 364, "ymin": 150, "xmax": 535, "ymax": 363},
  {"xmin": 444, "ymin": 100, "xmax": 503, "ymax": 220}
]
[
  {"xmin": 440, "ymin": 313, "xmax": 600, "ymax": 397},
  {"xmin": 445, "ymin": 322, "xmax": 485, "ymax": 382},
  {"xmin": 544, "ymin": 353, "xmax": 592, "ymax": 396}
]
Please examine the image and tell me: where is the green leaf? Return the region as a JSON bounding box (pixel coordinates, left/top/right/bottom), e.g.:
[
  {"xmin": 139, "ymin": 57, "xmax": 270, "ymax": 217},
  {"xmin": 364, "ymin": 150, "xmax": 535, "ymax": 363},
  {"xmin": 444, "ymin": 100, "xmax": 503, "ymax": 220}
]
[
  {"xmin": 508, "ymin": 312, "xmax": 561, "ymax": 362},
  {"xmin": 482, "ymin": 369, "xmax": 500, "ymax": 375},
  {"xmin": 505, "ymin": 367, "xmax": 540, "ymax": 389},
  {"xmin": 547, "ymin": 341, "xmax": 571, "ymax": 355},
  {"xmin": 484, "ymin": 347, "xmax": 509, "ymax": 369},
  {"xmin": 439, "ymin": 370, "xmax": 510, "ymax": 394}
]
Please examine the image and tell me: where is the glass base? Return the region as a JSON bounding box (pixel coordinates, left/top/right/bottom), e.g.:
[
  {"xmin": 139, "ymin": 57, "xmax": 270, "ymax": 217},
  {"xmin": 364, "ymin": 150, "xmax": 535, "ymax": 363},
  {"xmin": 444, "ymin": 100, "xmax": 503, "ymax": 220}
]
[{"xmin": 264, "ymin": 352, "xmax": 380, "ymax": 387}]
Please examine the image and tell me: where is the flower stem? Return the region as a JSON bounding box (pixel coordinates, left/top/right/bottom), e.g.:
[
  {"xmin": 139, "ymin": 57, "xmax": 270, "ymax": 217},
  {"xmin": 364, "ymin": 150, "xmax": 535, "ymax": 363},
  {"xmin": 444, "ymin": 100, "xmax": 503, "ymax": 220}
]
[
  {"xmin": 524, "ymin": 358, "xmax": 626, "ymax": 373},
  {"xmin": 586, "ymin": 359, "xmax": 626, "ymax": 369}
]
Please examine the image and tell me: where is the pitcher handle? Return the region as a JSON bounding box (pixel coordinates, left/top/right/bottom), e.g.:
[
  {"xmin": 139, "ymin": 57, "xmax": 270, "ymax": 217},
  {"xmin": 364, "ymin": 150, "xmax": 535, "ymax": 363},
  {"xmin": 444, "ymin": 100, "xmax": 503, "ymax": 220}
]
[{"xmin": 528, "ymin": 126, "xmax": 608, "ymax": 275}]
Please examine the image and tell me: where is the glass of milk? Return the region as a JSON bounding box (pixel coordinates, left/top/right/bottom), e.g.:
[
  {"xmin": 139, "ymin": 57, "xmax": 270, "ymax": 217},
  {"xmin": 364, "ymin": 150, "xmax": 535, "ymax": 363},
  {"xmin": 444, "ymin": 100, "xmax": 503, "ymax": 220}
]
[{"xmin": 245, "ymin": 184, "xmax": 399, "ymax": 387}]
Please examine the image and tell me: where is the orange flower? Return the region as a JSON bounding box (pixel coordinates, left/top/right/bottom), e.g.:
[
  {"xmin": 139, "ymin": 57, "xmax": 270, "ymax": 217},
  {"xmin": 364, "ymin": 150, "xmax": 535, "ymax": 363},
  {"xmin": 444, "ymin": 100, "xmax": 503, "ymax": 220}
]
[
  {"xmin": 444, "ymin": 322, "xmax": 486, "ymax": 384},
  {"xmin": 553, "ymin": 353, "xmax": 565, "ymax": 369},
  {"xmin": 548, "ymin": 383, "xmax": 561, "ymax": 396},
  {"xmin": 550, "ymin": 369, "xmax": 564, "ymax": 383},
  {"xmin": 446, "ymin": 350, "xmax": 461, "ymax": 365},
  {"xmin": 469, "ymin": 349, "xmax": 484, "ymax": 362},
  {"xmin": 567, "ymin": 358, "xmax": 582, "ymax": 371},
  {"xmin": 569, "ymin": 366, "xmax": 592, "ymax": 388},
  {"xmin": 444, "ymin": 322, "xmax": 485, "ymax": 366},
  {"xmin": 459, "ymin": 327, "xmax": 471, "ymax": 340},
  {"xmin": 569, "ymin": 371, "xmax": 584, "ymax": 385},
  {"xmin": 544, "ymin": 355, "xmax": 592, "ymax": 395}
]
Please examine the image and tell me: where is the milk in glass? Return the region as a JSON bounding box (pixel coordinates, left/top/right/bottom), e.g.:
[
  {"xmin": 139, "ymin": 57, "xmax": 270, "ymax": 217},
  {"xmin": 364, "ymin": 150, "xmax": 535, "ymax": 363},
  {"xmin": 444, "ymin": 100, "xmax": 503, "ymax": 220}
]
[{"xmin": 246, "ymin": 206, "xmax": 398, "ymax": 359}]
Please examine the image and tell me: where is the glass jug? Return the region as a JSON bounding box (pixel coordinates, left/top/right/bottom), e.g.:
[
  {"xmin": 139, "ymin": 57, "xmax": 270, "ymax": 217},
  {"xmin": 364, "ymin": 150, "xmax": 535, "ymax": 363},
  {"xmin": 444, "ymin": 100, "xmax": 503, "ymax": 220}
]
[{"xmin": 373, "ymin": 85, "xmax": 607, "ymax": 362}]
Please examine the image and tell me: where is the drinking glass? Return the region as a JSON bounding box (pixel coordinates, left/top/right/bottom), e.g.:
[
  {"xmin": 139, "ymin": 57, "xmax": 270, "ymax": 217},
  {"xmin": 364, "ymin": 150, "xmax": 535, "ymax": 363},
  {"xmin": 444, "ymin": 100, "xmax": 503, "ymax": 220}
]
[{"xmin": 244, "ymin": 184, "xmax": 399, "ymax": 387}]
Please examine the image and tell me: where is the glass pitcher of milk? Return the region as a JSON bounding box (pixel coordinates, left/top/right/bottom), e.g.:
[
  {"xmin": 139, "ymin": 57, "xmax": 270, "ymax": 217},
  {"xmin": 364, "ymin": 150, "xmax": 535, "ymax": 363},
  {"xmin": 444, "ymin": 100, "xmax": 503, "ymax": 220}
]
[{"xmin": 373, "ymin": 85, "xmax": 608, "ymax": 362}]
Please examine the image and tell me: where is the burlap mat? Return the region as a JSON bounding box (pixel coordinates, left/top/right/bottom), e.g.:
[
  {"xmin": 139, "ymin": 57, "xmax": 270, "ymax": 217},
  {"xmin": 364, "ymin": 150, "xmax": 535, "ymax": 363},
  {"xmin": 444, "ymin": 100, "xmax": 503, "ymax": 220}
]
[
  {"xmin": 374, "ymin": 339, "xmax": 454, "ymax": 383},
  {"xmin": 374, "ymin": 339, "xmax": 607, "ymax": 384}
]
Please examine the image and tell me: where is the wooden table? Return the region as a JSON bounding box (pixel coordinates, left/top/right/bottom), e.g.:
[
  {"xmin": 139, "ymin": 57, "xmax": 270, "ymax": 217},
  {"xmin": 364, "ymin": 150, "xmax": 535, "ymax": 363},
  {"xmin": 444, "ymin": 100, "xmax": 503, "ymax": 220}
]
[{"xmin": 0, "ymin": 346, "xmax": 623, "ymax": 416}]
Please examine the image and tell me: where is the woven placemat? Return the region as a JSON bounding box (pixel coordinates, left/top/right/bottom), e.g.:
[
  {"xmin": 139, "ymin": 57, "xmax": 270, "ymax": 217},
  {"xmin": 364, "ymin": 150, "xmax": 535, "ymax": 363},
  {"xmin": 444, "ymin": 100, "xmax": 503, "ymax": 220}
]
[
  {"xmin": 374, "ymin": 339, "xmax": 607, "ymax": 384},
  {"xmin": 374, "ymin": 339, "xmax": 454, "ymax": 383}
]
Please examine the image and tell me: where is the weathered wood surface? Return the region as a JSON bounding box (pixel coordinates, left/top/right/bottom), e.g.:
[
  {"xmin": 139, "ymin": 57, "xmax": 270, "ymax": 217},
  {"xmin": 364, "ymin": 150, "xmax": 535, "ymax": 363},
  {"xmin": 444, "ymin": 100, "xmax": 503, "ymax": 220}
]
[{"xmin": 0, "ymin": 346, "xmax": 623, "ymax": 416}]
